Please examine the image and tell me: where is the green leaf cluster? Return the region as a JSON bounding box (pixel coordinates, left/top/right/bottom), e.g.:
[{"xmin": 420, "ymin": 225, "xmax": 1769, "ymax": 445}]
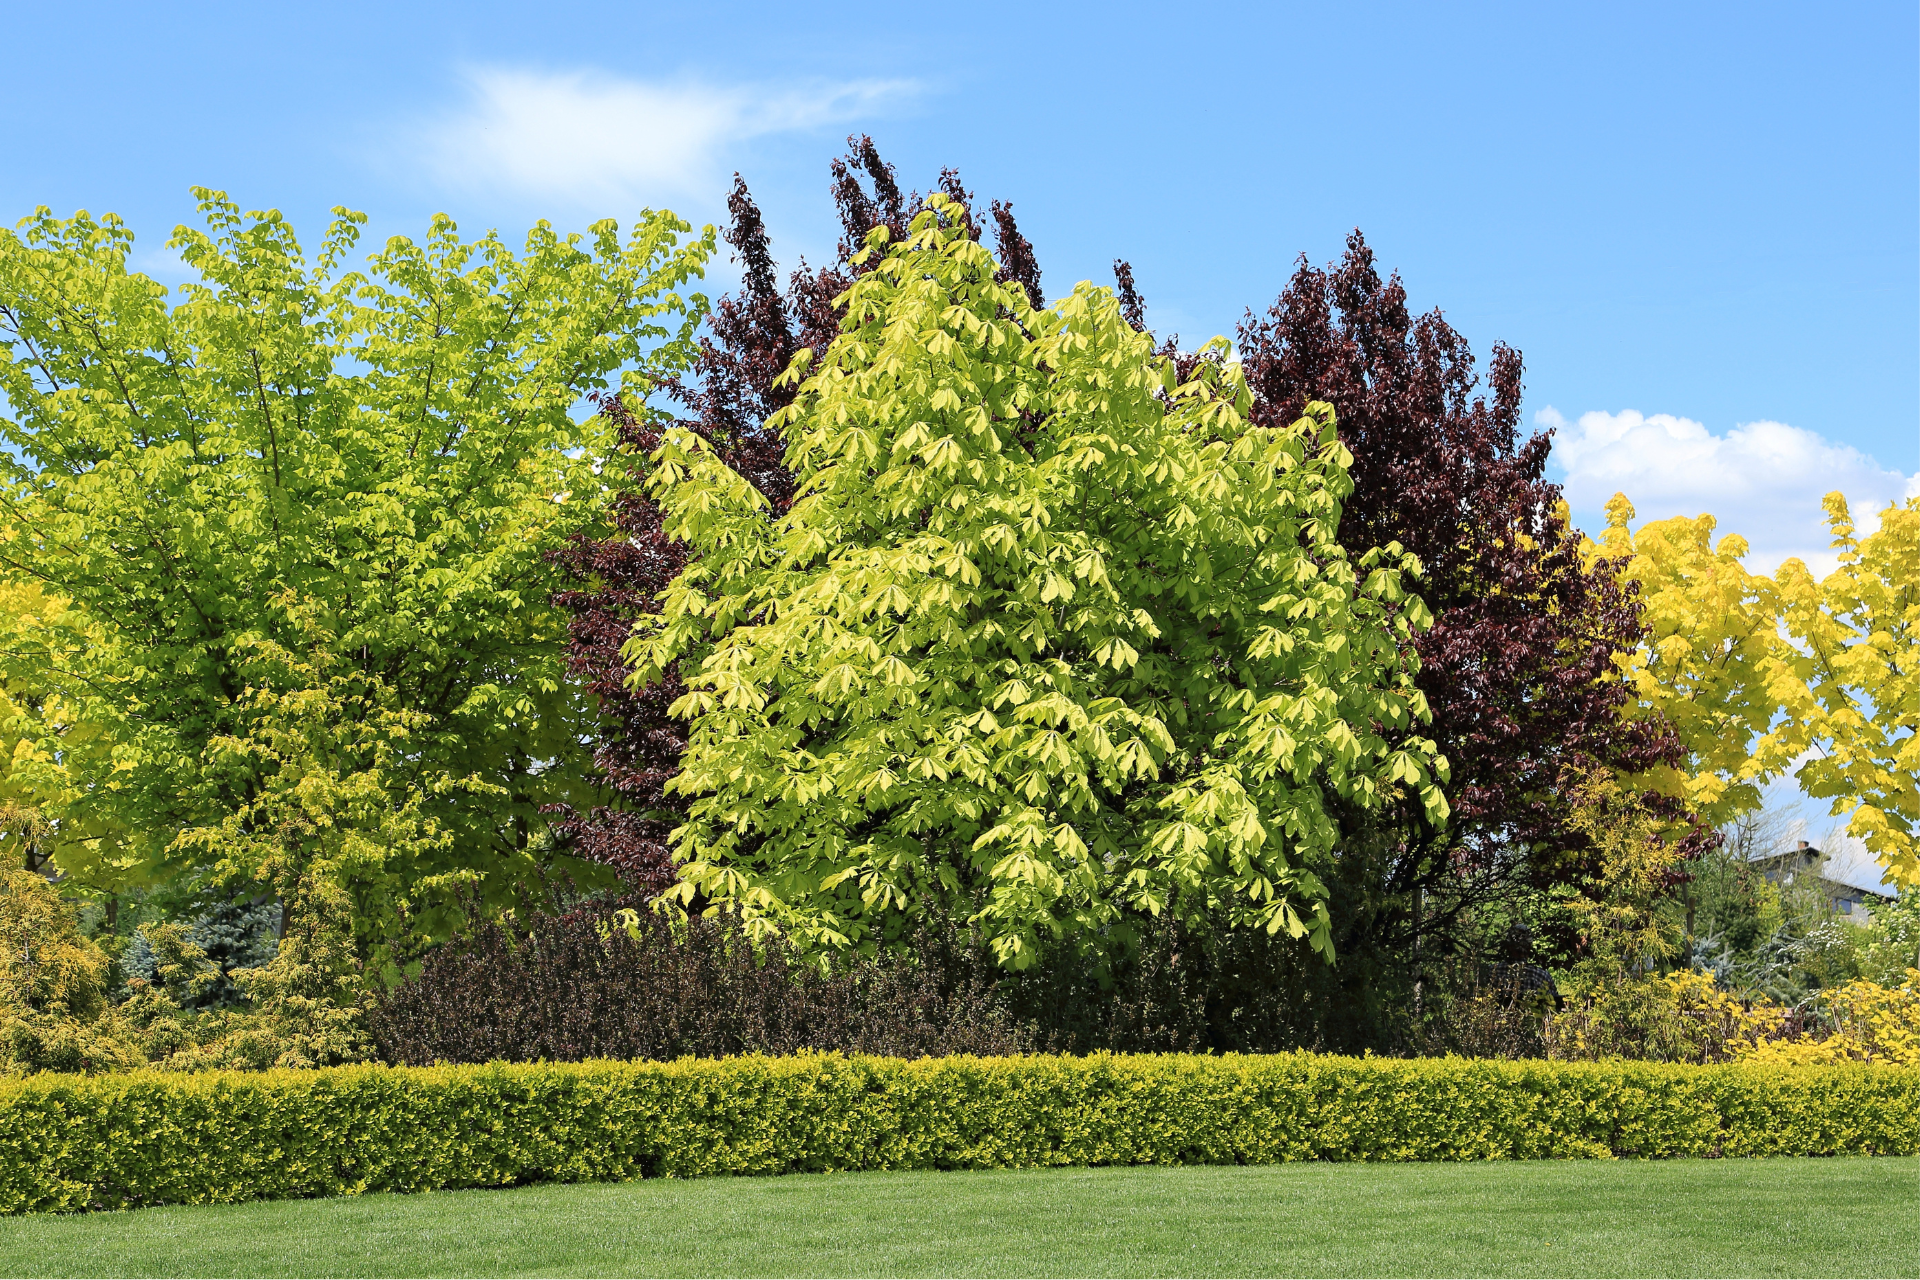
[
  {"xmin": 631, "ymin": 197, "xmax": 1445, "ymax": 968},
  {"xmin": 0, "ymin": 191, "xmax": 713, "ymax": 962}
]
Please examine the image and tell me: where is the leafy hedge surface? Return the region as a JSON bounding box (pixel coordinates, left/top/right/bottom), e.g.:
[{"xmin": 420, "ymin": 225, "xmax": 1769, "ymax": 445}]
[{"xmin": 4, "ymin": 1053, "xmax": 1916, "ymax": 1213}]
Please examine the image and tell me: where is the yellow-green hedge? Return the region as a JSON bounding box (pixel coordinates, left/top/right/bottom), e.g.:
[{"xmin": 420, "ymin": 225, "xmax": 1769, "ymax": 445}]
[{"xmin": 4, "ymin": 1052, "xmax": 1916, "ymax": 1213}]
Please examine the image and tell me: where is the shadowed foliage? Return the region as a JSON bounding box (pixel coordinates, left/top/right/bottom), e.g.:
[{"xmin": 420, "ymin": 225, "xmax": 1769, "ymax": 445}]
[
  {"xmin": 1233, "ymin": 231, "xmax": 1694, "ymax": 1040},
  {"xmin": 369, "ymin": 905, "xmax": 1025, "ymax": 1064}
]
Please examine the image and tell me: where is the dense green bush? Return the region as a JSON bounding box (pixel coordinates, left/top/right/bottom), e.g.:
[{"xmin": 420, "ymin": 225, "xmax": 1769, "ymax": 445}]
[{"xmin": 3, "ymin": 1053, "xmax": 1914, "ymax": 1214}]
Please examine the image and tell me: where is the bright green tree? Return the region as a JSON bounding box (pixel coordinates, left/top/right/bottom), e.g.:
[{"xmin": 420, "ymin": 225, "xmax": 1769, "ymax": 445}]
[
  {"xmin": 0, "ymin": 191, "xmax": 712, "ymax": 967},
  {"xmin": 630, "ymin": 197, "xmax": 1446, "ymax": 968}
]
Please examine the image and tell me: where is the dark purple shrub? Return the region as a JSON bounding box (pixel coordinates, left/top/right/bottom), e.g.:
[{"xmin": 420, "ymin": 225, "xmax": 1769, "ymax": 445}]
[{"xmin": 369, "ymin": 904, "xmax": 1029, "ymax": 1064}]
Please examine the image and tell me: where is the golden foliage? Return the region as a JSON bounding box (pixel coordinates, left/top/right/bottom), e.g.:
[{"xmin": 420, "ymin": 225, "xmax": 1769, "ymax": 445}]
[
  {"xmin": 0, "ymin": 869, "xmax": 110, "ymax": 1020},
  {"xmin": 1595, "ymin": 491, "xmax": 1920, "ymax": 889},
  {"xmin": 1553, "ymin": 769, "xmax": 1687, "ymax": 974},
  {"xmin": 1737, "ymin": 970, "xmax": 1920, "ymax": 1067},
  {"xmin": 1762, "ymin": 495, "xmax": 1920, "ymax": 887},
  {"xmin": 0, "ymin": 871, "xmax": 370, "ymax": 1076},
  {"xmin": 1592, "ymin": 498, "xmax": 1790, "ymax": 826},
  {"xmin": 1547, "ymin": 969, "xmax": 1774, "ymax": 1064}
]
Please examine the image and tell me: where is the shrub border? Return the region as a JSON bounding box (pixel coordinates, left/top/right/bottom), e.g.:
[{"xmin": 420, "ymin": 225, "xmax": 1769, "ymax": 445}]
[{"xmin": 3, "ymin": 1052, "xmax": 1916, "ymax": 1213}]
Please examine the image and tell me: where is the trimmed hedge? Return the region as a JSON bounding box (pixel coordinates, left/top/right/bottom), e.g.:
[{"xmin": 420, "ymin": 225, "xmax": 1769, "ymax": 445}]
[{"xmin": 3, "ymin": 1052, "xmax": 1916, "ymax": 1213}]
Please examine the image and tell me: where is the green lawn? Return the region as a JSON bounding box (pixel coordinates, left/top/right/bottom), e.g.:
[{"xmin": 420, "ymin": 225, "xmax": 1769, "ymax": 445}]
[{"xmin": 3, "ymin": 1158, "xmax": 1915, "ymax": 1278}]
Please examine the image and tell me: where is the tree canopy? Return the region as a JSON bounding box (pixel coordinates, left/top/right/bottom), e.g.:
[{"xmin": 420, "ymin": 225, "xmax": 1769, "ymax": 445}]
[
  {"xmin": 1232, "ymin": 233, "xmax": 1684, "ymax": 1000},
  {"xmin": 1592, "ymin": 499, "xmax": 1788, "ymax": 829},
  {"xmin": 549, "ymin": 141, "xmax": 1051, "ymax": 891},
  {"xmin": 4, "ymin": 153, "xmax": 1916, "ymax": 1072},
  {"xmin": 1768, "ymin": 495, "xmax": 1919, "ymax": 887},
  {"xmin": 629, "ymin": 199, "xmax": 1445, "ymax": 967},
  {"xmin": 0, "ymin": 191, "xmax": 712, "ymax": 966},
  {"xmin": 1604, "ymin": 493, "xmax": 1920, "ymax": 888}
]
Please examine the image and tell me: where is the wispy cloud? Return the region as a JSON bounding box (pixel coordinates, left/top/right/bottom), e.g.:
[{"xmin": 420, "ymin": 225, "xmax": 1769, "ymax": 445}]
[
  {"xmin": 1541, "ymin": 407, "xmax": 1916, "ymax": 576},
  {"xmin": 420, "ymin": 66, "xmax": 916, "ymax": 206}
]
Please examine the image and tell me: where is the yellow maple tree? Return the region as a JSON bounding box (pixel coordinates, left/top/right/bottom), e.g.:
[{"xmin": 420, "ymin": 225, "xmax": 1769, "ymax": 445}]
[
  {"xmin": 1590, "ymin": 495, "xmax": 1793, "ymax": 827},
  {"xmin": 1759, "ymin": 494, "xmax": 1919, "ymax": 887},
  {"xmin": 1593, "ymin": 491, "xmax": 1917, "ymax": 889}
]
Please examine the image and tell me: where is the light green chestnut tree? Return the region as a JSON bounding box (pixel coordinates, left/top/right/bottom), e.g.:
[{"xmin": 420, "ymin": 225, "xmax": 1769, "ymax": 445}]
[{"xmin": 629, "ymin": 197, "xmax": 1446, "ymax": 968}]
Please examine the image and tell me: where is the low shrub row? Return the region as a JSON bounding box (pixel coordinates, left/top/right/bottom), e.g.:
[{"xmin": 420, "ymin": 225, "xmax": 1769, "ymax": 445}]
[
  {"xmin": 3, "ymin": 1052, "xmax": 1915, "ymax": 1214},
  {"xmin": 368, "ymin": 908, "xmax": 1029, "ymax": 1063}
]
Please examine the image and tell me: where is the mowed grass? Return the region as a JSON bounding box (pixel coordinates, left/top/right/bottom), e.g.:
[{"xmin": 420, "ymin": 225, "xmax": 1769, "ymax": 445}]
[{"xmin": 3, "ymin": 1158, "xmax": 1916, "ymax": 1279}]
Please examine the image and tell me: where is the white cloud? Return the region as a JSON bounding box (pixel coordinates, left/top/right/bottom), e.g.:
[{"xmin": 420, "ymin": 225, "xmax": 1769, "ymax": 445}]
[
  {"xmin": 1541, "ymin": 407, "xmax": 1916, "ymax": 576},
  {"xmin": 422, "ymin": 66, "xmax": 915, "ymax": 206}
]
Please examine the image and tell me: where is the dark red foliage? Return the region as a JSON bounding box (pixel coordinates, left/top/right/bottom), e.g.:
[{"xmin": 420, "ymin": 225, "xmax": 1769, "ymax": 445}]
[
  {"xmin": 545, "ymin": 397, "xmax": 689, "ymax": 892},
  {"xmin": 991, "ymin": 200, "xmax": 1043, "ymax": 308},
  {"xmin": 1112, "ymin": 259, "xmax": 1148, "ymax": 332},
  {"xmin": 550, "ymin": 139, "xmax": 1043, "ymax": 889},
  {"xmin": 370, "ymin": 905, "xmax": 1027, "ymax": 1064},
  {"xmin": 831, "ymin": 136, "xmax": 911, "ymax": 261},
  {"xmin": 674, "ymin": 174, "xmax": 821, "ymax": 508},
  {"xmin": 1235, "ymin": 230, "xmax": 1690, "ymax": 958}
]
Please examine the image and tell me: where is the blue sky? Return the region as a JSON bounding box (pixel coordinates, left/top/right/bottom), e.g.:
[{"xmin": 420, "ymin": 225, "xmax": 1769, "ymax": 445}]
[{"xmin": 5, "ymin": 0, "xmax": 1915, "ymax": 571}]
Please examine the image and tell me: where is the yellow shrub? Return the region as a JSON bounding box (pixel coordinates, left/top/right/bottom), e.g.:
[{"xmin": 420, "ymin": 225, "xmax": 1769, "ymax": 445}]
[
  {"xmin": 1547, "ymin": 969, "xmax": 1778, "ymax": 1064},
  {"xmin": 1551, "ymin": 966, "xmax": 1920, "ymax": 1068},
  {"xmin": 1738, "ymin": 970, "xmax": 1920, "ymax": 1067}
]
